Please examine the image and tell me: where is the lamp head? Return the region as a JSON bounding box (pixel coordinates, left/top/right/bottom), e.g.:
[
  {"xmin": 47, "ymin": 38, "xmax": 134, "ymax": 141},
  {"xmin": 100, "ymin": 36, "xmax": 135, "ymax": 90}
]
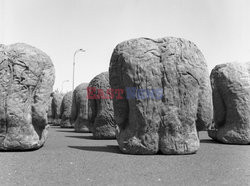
[{"xmin": 78, "ymin": 49, "xmax": 85, "ymax": 52}]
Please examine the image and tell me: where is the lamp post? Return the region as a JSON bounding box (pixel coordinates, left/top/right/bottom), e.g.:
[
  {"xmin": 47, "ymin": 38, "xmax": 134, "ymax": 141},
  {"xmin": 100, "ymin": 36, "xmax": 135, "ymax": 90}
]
[{"xmin": 73, "ymin": 49, "xmax": 85, "ymax": 91}]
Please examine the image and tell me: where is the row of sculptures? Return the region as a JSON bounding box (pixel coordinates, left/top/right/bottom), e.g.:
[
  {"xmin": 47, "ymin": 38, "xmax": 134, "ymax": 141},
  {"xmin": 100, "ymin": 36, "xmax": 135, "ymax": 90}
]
[{"xmin": 0, "ymin": 37, "xmax": 249, "ymax": 154}]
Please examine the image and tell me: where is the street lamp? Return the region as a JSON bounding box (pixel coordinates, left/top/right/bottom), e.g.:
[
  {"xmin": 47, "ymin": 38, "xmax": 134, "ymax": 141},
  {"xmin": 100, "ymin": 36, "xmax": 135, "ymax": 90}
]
[{"xmin": 73, "ymin": 48, "xmax": 85, "ymax": 91}]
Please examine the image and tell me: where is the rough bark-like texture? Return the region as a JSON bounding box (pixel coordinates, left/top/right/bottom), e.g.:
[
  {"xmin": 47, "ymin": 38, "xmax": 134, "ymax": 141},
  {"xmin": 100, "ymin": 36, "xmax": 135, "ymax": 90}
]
[
  {"xmin": 51, "ymin": 92, "xmax": 64, "ymax": 126},
  {"xmin": 71, "ymin": 83, "xmax": 90, "ymax": 132},
  {"xmin": 60, "ymin": 91, "xmax": 73, "ymax": 128},
  {"xmin": 88, "ymin": 72, "xmax": 116, "ymax": 138},
  {"xmin": 47, "ymin": 96, "xmax": 53, "ymax": 124},
  {"xmin": 209, "ymin": 62, "xmax": 250, "ymax": 144},
  {"xmin": 109, "ymin": 37, "xmax": 212, "ymax": 155},
  {"xmin": 0, "ymin": 43, "xmax": 55, "ymax": 150}
]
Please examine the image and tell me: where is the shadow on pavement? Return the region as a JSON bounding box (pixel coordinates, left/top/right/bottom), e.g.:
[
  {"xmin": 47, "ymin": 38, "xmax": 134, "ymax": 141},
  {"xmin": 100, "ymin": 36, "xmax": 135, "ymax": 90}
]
[
  {"xmin": 68, "ymin": 145, "xmax": 121, "ymax": 154},
  {"xmin": 68, "ymin": 145, "xmax": 200, "ymax": 156},
  {"xmin": 65, "ymin": 135, "xmax": 116, "ymax": 140},
  {"xmin": 66, "ymin": 135, "xmax": 94, "ymax": 140},
  {"xmin": 0, "ymin": 149, "xmax": 38, "ymax": 153},
  {"xmin": 200, "ymin": 139, "xmax": 218, "ymax": 144},
  {"xmin": 0, "ymin": 144, "xmax": 45, "ymax": 153},
  {"xmin": 56, "ymin": 129, "xmax": 76, "ymax": 133}
]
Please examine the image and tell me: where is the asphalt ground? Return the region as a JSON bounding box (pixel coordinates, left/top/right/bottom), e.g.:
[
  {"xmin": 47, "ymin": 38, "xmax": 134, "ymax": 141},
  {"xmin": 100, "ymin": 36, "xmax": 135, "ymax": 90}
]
[{"xmin": 0, "ymin": 126, "xmax": 250, "ymax": 186}]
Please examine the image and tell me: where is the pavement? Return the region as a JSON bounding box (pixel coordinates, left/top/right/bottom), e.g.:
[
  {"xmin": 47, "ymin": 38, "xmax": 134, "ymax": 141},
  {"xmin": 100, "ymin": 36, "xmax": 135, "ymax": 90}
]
[{"xmin": 0, "ymin": 126, "xmax": 250, "ymax": 186}]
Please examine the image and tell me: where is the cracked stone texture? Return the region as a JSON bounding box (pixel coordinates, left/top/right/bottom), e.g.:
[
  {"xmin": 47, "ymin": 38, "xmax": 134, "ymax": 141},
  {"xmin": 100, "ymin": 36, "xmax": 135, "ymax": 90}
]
[
  {"xmin": 60, "ymin": 91, "xmax": 73, "ymax": 128},
  {"xmin": 209, "ymin": 62, "xmax": 250, "ymax": 144},
  {"xmin": 88, "ymin": 72, "xmax": 116, "ymax": 139},
  {"xmin": 0, "ymin": 43, "xmax": 55, "ymax": 150},
  {"xmin": 47, "ymin": 96, "xmax": 53, "ymax": 124},
  {"xmin": 109, "ymin": 37, "xmax": 213, "ymax": 155},
  {"xmin": 51, "ymin": 92, "xmax": 64, "ymax": 126},
  {"xmin": 71, "ymin": 83, "xmax": 90, "ymax": 132}
]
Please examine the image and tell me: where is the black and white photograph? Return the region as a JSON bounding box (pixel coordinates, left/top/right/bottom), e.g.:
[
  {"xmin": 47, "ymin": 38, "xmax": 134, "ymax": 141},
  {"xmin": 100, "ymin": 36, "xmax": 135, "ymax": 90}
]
[{"xmin": 0, "ymin": 0, "xmax": 250, "ymax": 185}]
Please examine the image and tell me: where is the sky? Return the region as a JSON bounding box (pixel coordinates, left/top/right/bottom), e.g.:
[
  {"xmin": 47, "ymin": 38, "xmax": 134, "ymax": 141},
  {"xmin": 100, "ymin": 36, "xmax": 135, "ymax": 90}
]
[{"xmin": 1, "ymin": 0, "xmax": 250, "ymax": 92}]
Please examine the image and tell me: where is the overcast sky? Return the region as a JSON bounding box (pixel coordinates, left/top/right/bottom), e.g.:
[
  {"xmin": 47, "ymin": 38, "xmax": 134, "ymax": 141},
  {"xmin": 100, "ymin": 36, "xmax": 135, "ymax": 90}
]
[{"xmin": 1, "ymin": 0, "xmax": 250, "ymax": 92}]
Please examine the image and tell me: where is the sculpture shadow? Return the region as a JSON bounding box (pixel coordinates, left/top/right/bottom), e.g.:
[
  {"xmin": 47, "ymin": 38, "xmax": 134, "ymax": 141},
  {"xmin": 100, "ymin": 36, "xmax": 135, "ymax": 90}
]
[
  {"xmin": 65, "ymin": 135, "xmax": 116, "ymax": 140},
  {"xmin": 68, "ymin": 145, "xmax": 122, "ymax": 154},
  {"xmin": 0, "ymin": 149, "xmax": 38, "ymax": 153},
  {"xmin": 200, "ymin": 138, "xmax": 250, "ymax": 146},
  {"xmin": 68, "ymin": 145, "xmax": 196, "ymax": 156},
  {"xmin": 0, "ymin": 145, "xmax": 45, "ymax": 153},
  {"xmin": 200, "ymin": 139, "xmax": 219, "ymax": 144},
  {"xmin": 66, "ymin": 135, "xmax": 94, "ymax": 140},
  {"xmin": 56, "ymin": 129, "xmax": 76, "ymax": 133}
]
